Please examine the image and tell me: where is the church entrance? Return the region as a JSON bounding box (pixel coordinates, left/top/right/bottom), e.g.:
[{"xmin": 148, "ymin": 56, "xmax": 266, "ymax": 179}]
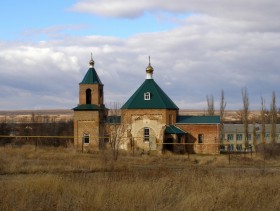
[{"xmin": 163, "ymin": 137, "xmax": 174, "ymax": 152}]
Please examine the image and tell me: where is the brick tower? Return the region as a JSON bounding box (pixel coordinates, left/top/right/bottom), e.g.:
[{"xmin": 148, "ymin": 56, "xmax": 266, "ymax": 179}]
[{"xmin": 73, "ymin": 54, "xmax": 106, "ymax": 150}]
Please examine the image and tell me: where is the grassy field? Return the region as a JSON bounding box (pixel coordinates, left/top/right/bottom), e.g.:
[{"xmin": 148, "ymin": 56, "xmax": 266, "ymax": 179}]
[{"xmin": 0, "ymin": 145, "xmax": 280, "ymax": 210}]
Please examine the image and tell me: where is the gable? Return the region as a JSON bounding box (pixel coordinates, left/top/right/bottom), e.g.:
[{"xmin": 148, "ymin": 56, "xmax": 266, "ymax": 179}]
[{"xmin": 121, "ymin": 79, "xmax": 178, "ymax": 110}]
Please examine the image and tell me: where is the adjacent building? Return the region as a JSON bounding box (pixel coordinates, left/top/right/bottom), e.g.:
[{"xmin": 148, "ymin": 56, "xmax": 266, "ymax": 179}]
[{"xmin": 222, "ymin": 124, "xmax": 280, "ymax": 151}]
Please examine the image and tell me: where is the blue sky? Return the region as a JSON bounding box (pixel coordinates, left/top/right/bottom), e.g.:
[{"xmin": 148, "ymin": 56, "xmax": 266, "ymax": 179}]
[
  {"xmin": 0, "ymin": 1, "xmax": 181, "ymax": 40},
  {"xmin": 0, "ymin": 0, "xmax": 280, "ymax": 111}
]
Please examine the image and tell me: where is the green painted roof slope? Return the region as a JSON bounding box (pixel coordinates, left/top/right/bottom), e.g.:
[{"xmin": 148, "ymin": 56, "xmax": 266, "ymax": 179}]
[
  {"xmin": 165, "ymin": 125, "xmax": 187, "ymax": 134},
  {"xmin": 121, "ymin": 79, "xmax": 179, "ymax": 109},
  {"xmin": 73, "ymin": 104, "xmax": 101, "ymax": 111},
  {"xmin": 80, "ymin": 67, "xmax": 102, "ymax": 84},
  {"xmin": 177, "ymin": 116, "xmax": 220, "ymax": 124}
]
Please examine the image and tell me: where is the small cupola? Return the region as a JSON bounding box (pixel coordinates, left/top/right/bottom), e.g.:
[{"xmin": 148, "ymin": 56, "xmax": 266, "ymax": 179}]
[
  {"xmin": 146, "ymin": 56, "xmax": 154, "ymax": 79},
  {"xmin": 80, "ymin": 53, "xmax": 102, "ymax": 84}
]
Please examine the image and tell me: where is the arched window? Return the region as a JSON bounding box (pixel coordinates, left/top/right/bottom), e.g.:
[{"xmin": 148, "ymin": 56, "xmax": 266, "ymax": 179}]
[{"xmin": 86, "ymin": 89, "xmax": 91, "ymax": 104}]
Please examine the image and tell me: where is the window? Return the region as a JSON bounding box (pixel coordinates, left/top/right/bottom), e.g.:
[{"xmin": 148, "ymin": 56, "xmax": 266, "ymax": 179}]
[
  {"xmin": 265, "ymin": 133, "xmax": 270, "ymax": 140},
  {"xmin": 236, "ymin": 144, "xmax": 242, "ymax": 151},
  {"xmin": 247, "ymin": 134, "xmax": 252, "ymax": 141},
  {"xmin": 227, "ymin": 134, "xmax": 234, "ymax": 141},
  {"xmin": 144, "ymin": 128, "xmax": 149, "ymax": 142},
  {"xmin": 228, "ymin": 144, "xmax": 234, "ymax": 151},
  {"xmin": 83, "ymin": 134, "xmax": 90, "ymax": 144},
  {"xmin": 198, "ymin": 134, "xmax": 204, "ymax": 144},
  {"xmin": 256, "ymin": 133, "xmax": 261, "ymax": 141},
  {"xmin": 144, "ymin": 92, "xmax": 150, "ymax": 100},
  {"xmin": 220, "ymin": 145, "xmax": 225, "ymax": 151},
  {"xmin": 236, "ymin": 134, "xmax": 243, "ymax": 141},
  {"xmin": 86, "ymin": 89, "xmax": 92, "ymax": 104}
]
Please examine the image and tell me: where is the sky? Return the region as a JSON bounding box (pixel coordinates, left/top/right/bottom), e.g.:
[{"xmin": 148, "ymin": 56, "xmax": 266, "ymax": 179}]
[{"xmin": 0, "ymin": 0, "xmax": 280, "ymax": 111}]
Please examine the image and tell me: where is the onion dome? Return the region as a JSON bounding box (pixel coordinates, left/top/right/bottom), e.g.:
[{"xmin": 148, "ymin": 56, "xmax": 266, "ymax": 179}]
[{"xmin": 146, "ymin": 56, "xmax": 154, "ymax": 74}]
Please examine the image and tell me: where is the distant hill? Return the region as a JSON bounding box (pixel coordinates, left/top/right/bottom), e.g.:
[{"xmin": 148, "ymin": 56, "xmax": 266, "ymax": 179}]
[
  {"xmin": 0, "ymin": 109, "xmax": 73, "ymax": 123},
  {"xmin": 0, "ymin": 109, "xmax": 262, "ymax": 123}
]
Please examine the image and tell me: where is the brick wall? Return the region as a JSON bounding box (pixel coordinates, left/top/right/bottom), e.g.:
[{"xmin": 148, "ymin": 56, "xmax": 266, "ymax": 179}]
[
  {"xmin": 74, "ymin": 110, "xmax": 102, "ymax": 150},
  {"xmin": 121, "ymin": 109, "xmax": 178, "ymax": 151},
  {"xmin": 177, "ymin": 124, "xmax": 220, "ymax": 154}
]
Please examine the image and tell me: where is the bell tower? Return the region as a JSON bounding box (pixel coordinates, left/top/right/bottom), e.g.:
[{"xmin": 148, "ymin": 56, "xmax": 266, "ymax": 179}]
[
  {"xmin": 78, "ymin": 54, "xmax": 104, "ymax": 106},
  {"xmin": 73, "ymin": 54, "xmax": 106, "ymax": 150}
]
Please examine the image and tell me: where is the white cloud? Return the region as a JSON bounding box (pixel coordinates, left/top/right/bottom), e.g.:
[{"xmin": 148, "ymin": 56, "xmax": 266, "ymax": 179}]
[
  {"xmin": 70, "ymin": 0, "xmax": 280, "ymax": 25},
  {"xmin": 69, "ymin": 0, "xmax": 153, "ymax": 18},
  {"xmin": 1, "ymin": 1, "xmax": 280, "ymax": 110}
]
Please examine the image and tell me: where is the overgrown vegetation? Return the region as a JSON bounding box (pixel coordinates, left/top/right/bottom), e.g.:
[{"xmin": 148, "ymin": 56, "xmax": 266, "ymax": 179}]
[
  {"xmin": 0, "ymin": 120, "xmax": 73, "ymax": 146},
  {"xmin": 1, "ymin": 145, "xmax": 280, "ymax": 210}
]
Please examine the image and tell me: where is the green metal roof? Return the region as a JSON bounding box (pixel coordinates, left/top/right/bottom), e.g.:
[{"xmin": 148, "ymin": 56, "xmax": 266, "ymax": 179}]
[
  {"xmin": 73, "ymin": 104, "xmax": 101, "ymax": 111},
  {"xmin": 80, "ymin": 67, "xmax": 102, "ymax": 84},
  {"xmin": 121, "ymin": 79, "xmax": 179, "ymax": 109},
  {"xmin": 165, "ymin": 125, "xmax": 187, "ymax": 135},
  {"xmin": 176, "ymin": 116, "xmax": 220, "ymax": 124}
]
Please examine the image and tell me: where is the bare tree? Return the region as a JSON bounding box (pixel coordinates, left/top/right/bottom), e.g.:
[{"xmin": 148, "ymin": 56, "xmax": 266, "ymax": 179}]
[
  {"xmin": 270, "ymin": 91, "xmax": 277, "ymax": 143},
  {"xmin": 206, "ymin": 95, "xmax": 215, "ymax": 116},
  {"xmin": 252, "ymin": 117, "xmax": 257, "ymax": 152},
  {"xmin": 107, "ymin": 102, "xmax": 127, "ymax": 161},
  {"xmin": 261, "ymin": 96, "xmax": 266, "ymax": 144},
  {"xmin": 242, "ymin": 87, "xmax": 249, "ymax": 148},
  {"xmin": 220, "ymin": 90, "xmax": 227, "ymax": 142}
]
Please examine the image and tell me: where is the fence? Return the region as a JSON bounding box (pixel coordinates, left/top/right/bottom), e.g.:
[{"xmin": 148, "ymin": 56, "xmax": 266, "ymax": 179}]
[
  {"xmin": 0, "ymin": 135, "xmax": 262, "ymax": 150},
  {"xmin": 1, "ymin": 135, "xmax": 277, "ymax": 166},
  {"xmin": 0, "ymin": 135, "xmax": 73, "ymax": 151},
  {"xmin": 0, "ymin": 135, "xmax": 276, "ymax": 157}
]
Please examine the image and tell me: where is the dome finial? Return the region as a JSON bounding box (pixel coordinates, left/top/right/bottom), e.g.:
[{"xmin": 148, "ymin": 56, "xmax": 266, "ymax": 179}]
[
  {"xmin": 146, "ymin": 56, "xmax": 154, "ymax": 79},
  {"xmin": 89, "ymin": 52, "xmax": 94, "ymax": 67}
]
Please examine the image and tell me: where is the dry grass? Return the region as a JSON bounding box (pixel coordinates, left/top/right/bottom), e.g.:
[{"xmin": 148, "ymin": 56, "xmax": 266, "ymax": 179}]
[{"xmin": 1, "ymin": 145, "xmax": 280, "ymax": 210}]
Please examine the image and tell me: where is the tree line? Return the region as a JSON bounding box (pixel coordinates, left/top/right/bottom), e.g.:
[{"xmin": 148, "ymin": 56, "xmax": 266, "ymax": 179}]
[
  {"xmin": 207, "ymin": 88, "xmax": 280, "ymax": 146},
  {"xmin": 0, "ymin": 117, "xmax": 73, "ymax": 146}
]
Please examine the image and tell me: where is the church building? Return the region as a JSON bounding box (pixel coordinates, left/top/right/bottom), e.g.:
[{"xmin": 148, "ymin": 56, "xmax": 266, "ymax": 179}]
[{"xmin": 73, "ymin": 55, "xmax": 220, "ymax": 154}]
